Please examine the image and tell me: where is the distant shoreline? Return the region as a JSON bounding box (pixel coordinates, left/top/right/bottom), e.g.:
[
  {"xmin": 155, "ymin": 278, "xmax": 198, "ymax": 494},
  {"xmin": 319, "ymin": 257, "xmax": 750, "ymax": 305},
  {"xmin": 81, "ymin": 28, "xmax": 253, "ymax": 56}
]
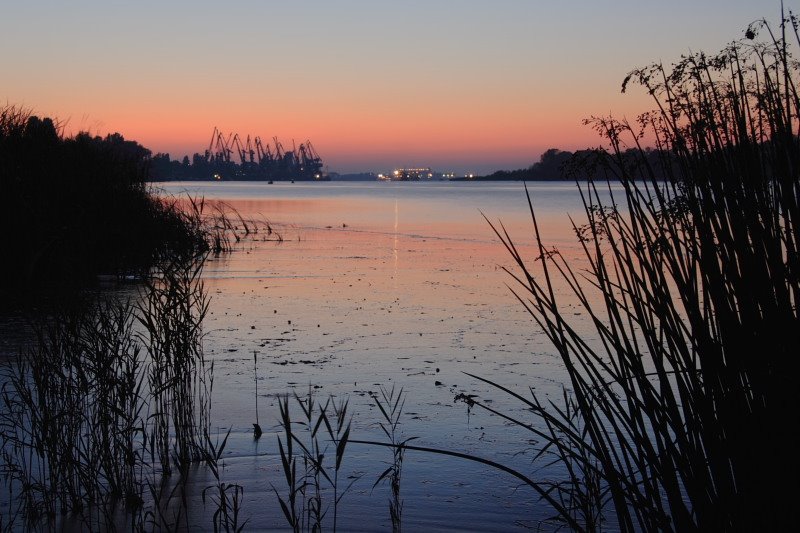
[{"xmin": 150, "ymin": 176, "xmax": 570, "ymax": 183}]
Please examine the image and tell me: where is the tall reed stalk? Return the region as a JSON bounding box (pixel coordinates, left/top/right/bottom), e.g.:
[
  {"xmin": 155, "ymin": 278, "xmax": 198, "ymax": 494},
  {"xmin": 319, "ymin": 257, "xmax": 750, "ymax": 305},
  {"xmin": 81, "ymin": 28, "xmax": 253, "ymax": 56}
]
[{"xmin": 371, "ymin": 386, "xmax": 411, "ymax": 533}]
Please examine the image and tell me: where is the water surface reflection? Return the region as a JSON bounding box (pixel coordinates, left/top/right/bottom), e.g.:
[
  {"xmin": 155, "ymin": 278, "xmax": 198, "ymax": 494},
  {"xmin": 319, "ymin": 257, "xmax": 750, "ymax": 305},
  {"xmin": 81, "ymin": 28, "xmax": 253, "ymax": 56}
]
[{"xmin": 149, "ymin": 181, "xmax": 613, "ymax": 530}]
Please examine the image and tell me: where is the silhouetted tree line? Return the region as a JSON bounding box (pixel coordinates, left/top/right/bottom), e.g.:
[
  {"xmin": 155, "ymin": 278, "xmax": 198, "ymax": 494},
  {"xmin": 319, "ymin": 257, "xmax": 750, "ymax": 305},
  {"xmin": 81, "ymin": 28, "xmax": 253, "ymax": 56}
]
[
  {"xmin": 150, "ymin": 151, "xmax": 254, "ymax": 181},
  {"xmin": 476, "ymin": 147, "xmax": 674, "ymax": 180},
  {"xmin": 1, "ymin": 106, "xmax": 206, "ymax": 306},
  {"xmin": 150, "ymin": 152, "xmax": 197, "ymax": 180}
]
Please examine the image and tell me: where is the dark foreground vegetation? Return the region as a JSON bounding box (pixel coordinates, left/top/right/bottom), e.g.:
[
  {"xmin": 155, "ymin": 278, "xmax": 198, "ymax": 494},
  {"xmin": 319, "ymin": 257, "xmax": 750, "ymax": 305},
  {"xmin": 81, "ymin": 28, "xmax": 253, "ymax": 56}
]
[
  {"xmin": 2, "ymin": 11, "xmax": 798, "ymax": 533},
  {"xmin": 0, "ymin": 105, "xmax": 271, "ymax": 530},
  {"xmin": 478, "ymin": 13, "xmax": 800, "ymax": 531},
  {"xmin": 0, "ymin": 106, "xmax": 258, "ymax": 307},
  {"xmin": 0, "ymin": 260, "xmax": 245, "ymax": 531}
]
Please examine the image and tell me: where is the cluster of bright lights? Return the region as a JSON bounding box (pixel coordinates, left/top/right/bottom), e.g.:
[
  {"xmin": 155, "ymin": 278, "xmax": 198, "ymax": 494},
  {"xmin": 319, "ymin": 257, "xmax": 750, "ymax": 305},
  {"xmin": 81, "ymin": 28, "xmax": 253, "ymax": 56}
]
[{"xmin": 374, "ymin": 168, "xmax": 462, "ymax": 180}]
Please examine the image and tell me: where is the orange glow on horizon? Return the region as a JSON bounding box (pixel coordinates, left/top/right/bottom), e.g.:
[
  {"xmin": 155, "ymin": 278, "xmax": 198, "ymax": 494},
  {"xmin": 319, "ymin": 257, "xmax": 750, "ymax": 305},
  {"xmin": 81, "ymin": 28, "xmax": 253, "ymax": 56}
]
[
  {"xmin": 3, "ymin": 1, "xmax": 771, "ymax": 173},
  {"xmin": 64, "ymin": 84, "xmax": 653, "ymax": 173}
]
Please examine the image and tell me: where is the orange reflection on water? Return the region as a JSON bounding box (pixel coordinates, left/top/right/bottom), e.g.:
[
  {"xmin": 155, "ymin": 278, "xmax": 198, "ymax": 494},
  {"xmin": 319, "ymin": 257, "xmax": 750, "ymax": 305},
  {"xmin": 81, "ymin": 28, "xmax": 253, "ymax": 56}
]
[{"xmin": 205, "ymin": 188, "xmax": 592, "ymax": 331}]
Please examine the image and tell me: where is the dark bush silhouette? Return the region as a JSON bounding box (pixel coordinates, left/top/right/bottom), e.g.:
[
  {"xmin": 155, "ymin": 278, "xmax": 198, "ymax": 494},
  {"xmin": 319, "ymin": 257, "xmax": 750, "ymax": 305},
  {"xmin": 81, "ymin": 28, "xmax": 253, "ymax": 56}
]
[{"xmin": 0, "ymin": 105, "xmax": 207, "ymax": 305}]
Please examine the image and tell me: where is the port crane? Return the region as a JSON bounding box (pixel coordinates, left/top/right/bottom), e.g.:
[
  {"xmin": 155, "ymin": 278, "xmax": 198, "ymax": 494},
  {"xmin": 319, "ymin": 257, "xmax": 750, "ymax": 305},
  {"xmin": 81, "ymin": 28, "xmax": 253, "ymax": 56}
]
[{"xmin": 202, "ymin": 128, "xmax": 325, "ymax": 181}]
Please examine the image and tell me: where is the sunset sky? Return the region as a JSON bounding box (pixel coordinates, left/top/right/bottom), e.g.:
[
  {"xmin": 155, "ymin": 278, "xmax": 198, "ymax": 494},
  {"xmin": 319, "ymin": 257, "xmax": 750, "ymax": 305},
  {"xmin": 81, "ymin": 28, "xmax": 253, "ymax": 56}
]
[{"xmin": 1, "ymin": 1, "xmax": 777, "ymax": 174}]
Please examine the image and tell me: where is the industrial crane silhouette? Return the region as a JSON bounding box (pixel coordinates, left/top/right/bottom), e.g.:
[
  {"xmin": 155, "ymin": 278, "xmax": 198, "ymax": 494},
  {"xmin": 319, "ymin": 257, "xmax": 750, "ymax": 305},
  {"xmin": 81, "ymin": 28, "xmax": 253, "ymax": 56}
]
[{"xmin": 202, "ymin": 128, "xmax": 325, "ymax": 181}]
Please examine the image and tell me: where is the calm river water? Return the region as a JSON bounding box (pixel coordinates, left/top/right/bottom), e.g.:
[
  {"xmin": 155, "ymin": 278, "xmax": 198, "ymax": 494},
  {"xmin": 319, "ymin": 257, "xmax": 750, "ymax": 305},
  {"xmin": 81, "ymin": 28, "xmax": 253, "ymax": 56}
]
[
  {"xmin": 150, "ymin": 180, "xmax": 615, "ymax": 531},
  {"xmin": 0, "ymin": 180, "xmax": 618, "ymax": 531}
]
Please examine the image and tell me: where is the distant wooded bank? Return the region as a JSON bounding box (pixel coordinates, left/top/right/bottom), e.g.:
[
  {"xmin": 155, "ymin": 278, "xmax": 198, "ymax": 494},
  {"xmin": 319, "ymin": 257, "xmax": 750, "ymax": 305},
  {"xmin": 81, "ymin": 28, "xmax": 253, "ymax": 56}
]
[{"xmin": 458, "ymin": 147, "xmax": 672, "ymax": 181}]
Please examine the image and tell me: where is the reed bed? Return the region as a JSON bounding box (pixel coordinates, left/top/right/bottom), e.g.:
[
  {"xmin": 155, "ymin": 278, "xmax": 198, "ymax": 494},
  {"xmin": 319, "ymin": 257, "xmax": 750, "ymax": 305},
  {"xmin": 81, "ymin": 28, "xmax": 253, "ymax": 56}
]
[
  {"xmin": 158, "ymin": 194, "xmax": 284, "ymax": 258},
  {"xmin": 0, "ymin": 301, "xmax": 146, "ymax": 528},
  {"xmin": 471, "ymin": 13, "xmax": 800, "ymax": 532},
  {"xmin": 138, "ymin": 256, "xmax": 213, "ymax": 476},
  {"xmin": 0, "ymin": 256, "xmax": 226, "ymax": 531}
]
